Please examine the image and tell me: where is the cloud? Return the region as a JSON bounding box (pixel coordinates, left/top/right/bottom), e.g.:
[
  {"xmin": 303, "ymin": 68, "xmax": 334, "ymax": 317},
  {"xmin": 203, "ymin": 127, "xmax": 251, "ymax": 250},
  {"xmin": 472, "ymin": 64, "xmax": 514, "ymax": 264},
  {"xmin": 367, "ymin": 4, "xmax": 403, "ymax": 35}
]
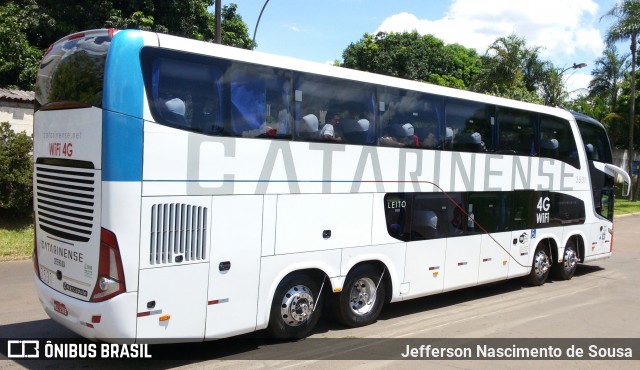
[
  {"xmin": 374, "ymin": 0, "xmax": 604, "ymax": 64},
  {"xmin": 282, "ymin": 24, "xmax": 308, "ymax": 33}
]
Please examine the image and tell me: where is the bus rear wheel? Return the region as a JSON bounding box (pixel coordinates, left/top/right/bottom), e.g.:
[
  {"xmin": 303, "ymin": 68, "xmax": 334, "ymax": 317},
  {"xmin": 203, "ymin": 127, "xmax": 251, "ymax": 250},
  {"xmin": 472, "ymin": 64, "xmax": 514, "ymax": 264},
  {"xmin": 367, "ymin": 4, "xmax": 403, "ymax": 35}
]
[
  {"xmin": 332, "ymin": 265, "xmax": 386, "ymax": 328},
  {"xmin": 553, "ymin": 240, "xmax": 578, "ymax": 280},
  {"xmin": 524, "ymin": 245, "xmax": 551, "ymax": 286},
  {"xmin": 267, "ymin": 274, "xmax": 322, "ymax": 339}
]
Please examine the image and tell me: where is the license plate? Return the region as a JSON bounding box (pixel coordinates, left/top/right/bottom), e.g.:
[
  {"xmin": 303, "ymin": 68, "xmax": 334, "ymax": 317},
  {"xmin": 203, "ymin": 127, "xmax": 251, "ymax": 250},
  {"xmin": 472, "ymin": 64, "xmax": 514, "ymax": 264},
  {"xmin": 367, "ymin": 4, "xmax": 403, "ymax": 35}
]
[{"xmin": 54, "ymin": 300, "xmax": 68, "ymax": 316}]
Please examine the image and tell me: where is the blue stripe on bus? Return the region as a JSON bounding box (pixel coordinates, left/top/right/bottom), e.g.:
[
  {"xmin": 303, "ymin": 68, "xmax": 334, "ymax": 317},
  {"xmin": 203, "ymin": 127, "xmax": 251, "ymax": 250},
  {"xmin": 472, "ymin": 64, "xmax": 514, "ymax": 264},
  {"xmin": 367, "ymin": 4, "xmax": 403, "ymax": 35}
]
[
  {"xmin": 102, "ymin": 30, "xmax": 145, "ymax": 181},
  {"xmin": 103, "ymin": 110, "xmax": 143, "ymax": 181}
]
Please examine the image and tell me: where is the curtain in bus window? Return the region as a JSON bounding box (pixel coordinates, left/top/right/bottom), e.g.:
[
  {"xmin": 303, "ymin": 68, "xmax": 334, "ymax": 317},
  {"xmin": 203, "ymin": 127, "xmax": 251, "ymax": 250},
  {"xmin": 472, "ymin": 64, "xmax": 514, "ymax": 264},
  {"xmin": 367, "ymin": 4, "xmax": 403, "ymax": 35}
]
[{"xmin": 230, "ymin": 71, "xmax": 266, "ymax": 136}]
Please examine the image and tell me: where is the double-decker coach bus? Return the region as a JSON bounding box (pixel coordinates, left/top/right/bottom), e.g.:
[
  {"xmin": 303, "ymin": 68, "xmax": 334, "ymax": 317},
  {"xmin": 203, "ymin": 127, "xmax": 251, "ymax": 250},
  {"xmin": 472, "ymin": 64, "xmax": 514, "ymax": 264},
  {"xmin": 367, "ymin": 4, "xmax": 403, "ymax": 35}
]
[{"xmin": 32, "ymin": 29, "xmax": 630, "ymax": 341}]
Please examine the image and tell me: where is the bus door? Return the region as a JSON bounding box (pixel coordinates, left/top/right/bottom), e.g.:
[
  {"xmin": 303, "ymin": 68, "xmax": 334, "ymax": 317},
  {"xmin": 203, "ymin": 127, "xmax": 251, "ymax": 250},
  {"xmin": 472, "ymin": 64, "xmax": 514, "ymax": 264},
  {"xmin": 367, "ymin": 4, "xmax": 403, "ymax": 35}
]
[{"xmin": 205, "ymin": 195, "xmax": 263, "ymax": 338}]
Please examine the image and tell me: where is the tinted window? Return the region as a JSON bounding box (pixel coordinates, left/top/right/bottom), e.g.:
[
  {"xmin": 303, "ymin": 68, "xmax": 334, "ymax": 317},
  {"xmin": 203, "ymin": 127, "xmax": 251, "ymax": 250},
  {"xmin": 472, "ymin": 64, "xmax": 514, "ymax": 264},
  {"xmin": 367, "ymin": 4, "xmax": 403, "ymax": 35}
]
[
  {"xmin": 293, "ymin": 73, "xmax": 375, "ymax": 144},
  {"xmin": 577, "ymin": 119, "xmax": 613, "ymax": 164},
  {"xmin": 496, "ymin": 108, "xmax": 536, "ymax": 155},
  {"xmin": 379, "ymin": 88, "xmax": 442, "ymax": 149},
  {"xmin": 142, "ymin": 48, "xmax": 225, "ymax": 134},
  {"xmin": 444, "ymin": 99, "xmax": 492, "ymax": 152},
  {"xmin": 229, "ymin": 66, "xmax": 291, "ymax": 138},
  {"xmin": 539, "ymin": 115, "xmax": 580, "ymax": 168}
]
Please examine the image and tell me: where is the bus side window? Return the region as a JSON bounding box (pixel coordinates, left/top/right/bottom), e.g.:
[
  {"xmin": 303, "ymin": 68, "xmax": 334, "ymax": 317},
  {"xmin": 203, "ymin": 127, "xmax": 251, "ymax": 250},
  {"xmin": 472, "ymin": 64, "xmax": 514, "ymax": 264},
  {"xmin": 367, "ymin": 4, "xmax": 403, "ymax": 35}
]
[
  {"xmin": 444, "ymin": 99, "xmax": 492, "ymax": 153},
  {"xmin": 293, "ymin": 71, "xmax": 375, "ymax": 145},
  {"xmin": 496, "ymin": 108, "xmax": 535, "ymax": 156},
  {"xmin": 411, "ymin": 193, "xmax": 449, "ymax": 240},
  {"xmin": 540, "ymin": 115, "xmax": 580, "ymax": 169},
  {"xmin": 384, "ymin": 193, "xmax": 412, "ymax": 241}
]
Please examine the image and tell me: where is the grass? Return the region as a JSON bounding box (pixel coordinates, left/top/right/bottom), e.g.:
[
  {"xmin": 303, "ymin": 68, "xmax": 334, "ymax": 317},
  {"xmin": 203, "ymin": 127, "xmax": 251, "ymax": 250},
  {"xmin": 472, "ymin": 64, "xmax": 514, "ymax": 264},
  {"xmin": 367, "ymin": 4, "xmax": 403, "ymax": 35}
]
[
  {"xmin": 612, "ymin": 198, "xmax": 640, "ymax": 216},
  {"xmin": 0, "ymin": 217, "xmax": 33, "ymax": 262},
  {"xmin": 1, "ymin": 198, "xmax": 640, "ymax": 262}
]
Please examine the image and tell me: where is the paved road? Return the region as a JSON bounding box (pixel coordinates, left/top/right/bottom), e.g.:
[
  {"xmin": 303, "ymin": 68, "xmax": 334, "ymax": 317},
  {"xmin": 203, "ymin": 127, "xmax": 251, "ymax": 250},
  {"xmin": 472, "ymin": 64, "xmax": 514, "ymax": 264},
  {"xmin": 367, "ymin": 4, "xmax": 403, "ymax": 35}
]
[{"xmin": 1, "ymin": 215, "xmax": 639, "ymax": 369}]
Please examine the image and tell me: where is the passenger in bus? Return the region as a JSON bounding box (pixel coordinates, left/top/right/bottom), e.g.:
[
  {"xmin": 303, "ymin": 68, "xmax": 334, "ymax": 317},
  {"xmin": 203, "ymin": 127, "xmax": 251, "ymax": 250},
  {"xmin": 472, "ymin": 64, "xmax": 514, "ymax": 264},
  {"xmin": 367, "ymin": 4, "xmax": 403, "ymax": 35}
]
[
  {"xmin": 297, "ymin": 114, "xmax": 319, "ymax": 140},
  {"xmin": 241, "ymin": 122, "xmax": 277, "ymax": 138},
  {"xmin": 455, "ymin": 131, "xmax": 486, "ymax": 152},
  {"xmin": 320, "ymin": 113, "xmax": 343, "ymax": 142},
  {"xmin": 380, "ymin": 123, "xmax": 419, "ymax": 147},
  {"xmin": 421, "ymin": 130, "xmax": 438, "ymax": 149},
  {"xmin": 343, "ymin": 118, "xmax": 370, "ymax": 144}
]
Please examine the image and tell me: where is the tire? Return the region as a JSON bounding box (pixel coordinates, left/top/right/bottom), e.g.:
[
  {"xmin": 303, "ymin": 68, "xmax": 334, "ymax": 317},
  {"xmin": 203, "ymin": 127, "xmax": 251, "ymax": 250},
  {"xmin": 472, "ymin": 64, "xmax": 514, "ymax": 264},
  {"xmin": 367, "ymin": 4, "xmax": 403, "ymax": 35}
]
[
  {"xmin": 524, "ymin": 245, "xmax": 552, "ymax": 286},
  {"xmin": 267, "ymin": 274, "xmax": 322, "ymax": 339},
  {"xmin": 552, "ymin": 240, "xmax": 578, "ymax": 280},
  {"xmin": 332, "ymin": 265, "xmax": 386, "ymax": 328}
]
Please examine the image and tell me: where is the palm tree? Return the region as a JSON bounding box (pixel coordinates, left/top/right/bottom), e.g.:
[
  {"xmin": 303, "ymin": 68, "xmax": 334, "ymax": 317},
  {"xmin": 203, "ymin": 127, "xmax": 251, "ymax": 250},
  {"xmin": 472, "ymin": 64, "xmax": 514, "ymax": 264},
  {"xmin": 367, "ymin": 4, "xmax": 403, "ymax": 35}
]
[
  {"xmin": 602, "ymin": 0, "xmax": 640, "ymax": 200},
  {"xmin": 589, "ymin": 45, "xmax": 629, "ymax": 111}
]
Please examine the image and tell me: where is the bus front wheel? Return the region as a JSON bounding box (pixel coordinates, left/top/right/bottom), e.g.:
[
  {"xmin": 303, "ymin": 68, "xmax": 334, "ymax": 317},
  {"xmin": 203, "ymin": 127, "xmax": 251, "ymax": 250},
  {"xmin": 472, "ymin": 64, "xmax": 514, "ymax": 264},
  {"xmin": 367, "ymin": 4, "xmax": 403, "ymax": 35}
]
[
  {"xmin": 267, "ymin": 274, "xmax": 322, "ymax": 339},
  {"xmin": 524, "ymin": 245, "xmax": 552, "ymax": 286},
  {"xmin": 332, "ymin": 265, "xmax": 386, "ymax": 328}
]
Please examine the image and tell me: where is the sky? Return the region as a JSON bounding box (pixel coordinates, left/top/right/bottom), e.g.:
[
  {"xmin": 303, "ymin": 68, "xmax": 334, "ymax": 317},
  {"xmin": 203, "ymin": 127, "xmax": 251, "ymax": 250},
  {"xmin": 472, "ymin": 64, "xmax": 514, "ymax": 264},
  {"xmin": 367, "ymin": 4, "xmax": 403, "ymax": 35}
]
[{"xmin": 225, "ymin": 0, "xmax": 623, "ymax": 96}]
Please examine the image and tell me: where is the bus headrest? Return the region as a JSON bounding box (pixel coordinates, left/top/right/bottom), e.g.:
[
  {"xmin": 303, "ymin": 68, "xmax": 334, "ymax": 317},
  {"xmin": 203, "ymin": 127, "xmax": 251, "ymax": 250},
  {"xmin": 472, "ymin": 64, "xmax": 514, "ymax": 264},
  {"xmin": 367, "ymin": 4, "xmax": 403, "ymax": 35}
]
[
  {"xmin": 165, "ymin": 98, "xmax": 186, "ymax": 116},
  {"xmin": 299, "ymin": 114, "xmax": 319, "ymax": 132},
  {"xmin": 402, "ymin": 123, "xmax": 414, "ymax": 137}
]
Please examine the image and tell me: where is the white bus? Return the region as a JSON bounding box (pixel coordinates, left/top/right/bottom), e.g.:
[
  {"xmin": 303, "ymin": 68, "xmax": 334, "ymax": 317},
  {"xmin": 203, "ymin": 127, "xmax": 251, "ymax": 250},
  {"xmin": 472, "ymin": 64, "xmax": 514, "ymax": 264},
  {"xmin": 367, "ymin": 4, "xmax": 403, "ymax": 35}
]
[{"xmin": 33, "ymin": 29, "xmax": 630, "ymax": 342}]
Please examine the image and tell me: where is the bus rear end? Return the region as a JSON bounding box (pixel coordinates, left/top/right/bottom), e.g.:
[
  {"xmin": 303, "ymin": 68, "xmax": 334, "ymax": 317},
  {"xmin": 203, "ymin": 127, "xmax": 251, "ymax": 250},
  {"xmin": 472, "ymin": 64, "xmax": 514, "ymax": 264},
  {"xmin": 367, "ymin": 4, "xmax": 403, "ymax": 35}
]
[{"xmin": 33, "ymin": 29, "xmax": 146, "ymax": 340}]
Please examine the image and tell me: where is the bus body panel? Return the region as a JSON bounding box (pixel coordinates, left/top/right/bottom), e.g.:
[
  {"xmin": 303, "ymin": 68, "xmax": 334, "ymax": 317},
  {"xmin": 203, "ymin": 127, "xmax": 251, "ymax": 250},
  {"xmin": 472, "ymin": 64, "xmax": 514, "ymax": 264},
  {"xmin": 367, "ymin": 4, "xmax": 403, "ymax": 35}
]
[
  {"xmin": 478, "ymin": 232, "xmax": 512, "ymax": 284},
  {"xmin": 136, "ymin": 263, "xmax": 209, "ymax": 341},
  {"xmin": 275, "ymin": 193, "xmax": 374, "ymax": 254},
  {"xmin": 443, "ymin": 235, "xmax": 482, "ymax": 291},
  {"xmin": 508, "ymin": 229, "xmax": 534, "ymax": 278},
  {"xmin": 402, "ymin": 239, "xmax": 446, "ymax": 299},
  {"xmin": 33, "ymin": 108, "xmax": 103, "ymax": 302},
  {"xmin": 101, "ymin": 181, "xmax": 142, "ymax": 292},
  {"xmin": 205, "ymin": 195, "xmax": 263, "ymax": 339},
  {"xmin": 35, "ymin": 277, "xmax": 137, "ymax": 341}
]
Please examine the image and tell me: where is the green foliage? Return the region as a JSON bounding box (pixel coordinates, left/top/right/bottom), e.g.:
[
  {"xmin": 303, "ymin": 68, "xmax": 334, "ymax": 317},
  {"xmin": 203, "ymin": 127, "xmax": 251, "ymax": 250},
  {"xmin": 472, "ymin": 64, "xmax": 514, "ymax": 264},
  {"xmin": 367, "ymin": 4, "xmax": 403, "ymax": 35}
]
[
  {"xmin": 472, "ymin": 34, "xmax": 553, "ymax": 104},
  {"xmin": 0, "ymin": 2, "xmax": 44, "ymax": 89},
  {"xmin": 341, "ymin": 31, "xmax": 480, "ymax": 90},
  {"xmin": 0, "ymin": 1, "xmax": 252, "ymax": 90},
  {"xmin": 0, "ymin": 122, "xmax": 33, "ymax": 218}
]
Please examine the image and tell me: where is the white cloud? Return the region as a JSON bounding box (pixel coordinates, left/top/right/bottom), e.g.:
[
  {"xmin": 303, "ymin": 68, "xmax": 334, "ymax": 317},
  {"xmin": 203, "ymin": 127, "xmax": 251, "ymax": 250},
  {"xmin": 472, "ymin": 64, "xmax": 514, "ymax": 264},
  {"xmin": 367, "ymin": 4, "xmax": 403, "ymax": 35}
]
[{"xmin": 375, "ymin": 0, "xmax": 604, "ymax": 65}]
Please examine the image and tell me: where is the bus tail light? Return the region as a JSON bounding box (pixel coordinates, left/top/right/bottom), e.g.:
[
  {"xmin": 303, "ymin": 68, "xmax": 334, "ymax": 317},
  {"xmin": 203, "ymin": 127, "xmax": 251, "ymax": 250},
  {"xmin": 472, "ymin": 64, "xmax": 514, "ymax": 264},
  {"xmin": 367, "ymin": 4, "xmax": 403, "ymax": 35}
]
[
  {"xmin": 90, "ymin": 228, "xmax": 126, "ymax": 302},
  {"xmin": 609, "ymin": 227, "xmax": 614, "ymax": 253}
]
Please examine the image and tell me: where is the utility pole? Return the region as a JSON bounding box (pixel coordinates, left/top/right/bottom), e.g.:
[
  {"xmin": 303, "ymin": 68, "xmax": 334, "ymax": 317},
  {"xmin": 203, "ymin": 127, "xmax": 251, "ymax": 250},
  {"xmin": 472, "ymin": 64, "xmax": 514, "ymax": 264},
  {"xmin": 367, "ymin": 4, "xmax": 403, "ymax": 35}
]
[{"xmin": 214, "ymin": 0, "xmax": 222, "ymax": 44}]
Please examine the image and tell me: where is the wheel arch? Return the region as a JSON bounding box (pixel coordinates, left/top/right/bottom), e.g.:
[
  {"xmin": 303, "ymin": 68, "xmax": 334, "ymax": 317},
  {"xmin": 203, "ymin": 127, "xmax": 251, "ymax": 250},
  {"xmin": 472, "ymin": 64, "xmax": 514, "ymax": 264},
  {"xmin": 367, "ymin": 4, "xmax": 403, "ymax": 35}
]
[
  {"xmin": 341, "ymin": 260, "xmax": 393, "ymax": 304},
  {"xmin": 564, "ymin": 232, "xmax": 586, "ymax": 263}
]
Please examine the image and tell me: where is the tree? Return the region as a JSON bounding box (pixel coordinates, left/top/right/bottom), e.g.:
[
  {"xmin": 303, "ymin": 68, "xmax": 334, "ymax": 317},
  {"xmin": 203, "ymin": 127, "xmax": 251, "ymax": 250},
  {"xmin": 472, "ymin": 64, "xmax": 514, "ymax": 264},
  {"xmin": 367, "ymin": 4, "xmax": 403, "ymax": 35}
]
[
  {"xmin": 0, "ymin": 1, "xmax": 252, "ymax": 90},
  {"xmin": 0, "ymin": 122, "xmax": 33, "ymax": 218},
  {"xmin": 589, "ymin": 45, "xmax": 629, "ymax": 111},
  {"xmin": 602, "ymin": 0, "xmax": 640, "ymax": 200},
  {"xmin": 472, "ymin": 34, "xmax": 551, "ymax": 104},
  {"xmin": 341, "ymin": 31, "xmax": 480, "ymax": 89},
  {"xmin": 0, "ymin": 2, "xmax": 44, "ymax": 89}
]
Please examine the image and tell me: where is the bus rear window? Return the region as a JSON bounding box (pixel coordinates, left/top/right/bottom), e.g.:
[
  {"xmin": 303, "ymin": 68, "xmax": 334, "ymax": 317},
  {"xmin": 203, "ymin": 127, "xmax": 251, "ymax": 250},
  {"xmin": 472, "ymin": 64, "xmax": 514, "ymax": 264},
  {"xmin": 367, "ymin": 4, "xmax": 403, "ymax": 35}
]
[{"xmin": 35, "ymin": 31, "xmax": 112, "ymax": 110}]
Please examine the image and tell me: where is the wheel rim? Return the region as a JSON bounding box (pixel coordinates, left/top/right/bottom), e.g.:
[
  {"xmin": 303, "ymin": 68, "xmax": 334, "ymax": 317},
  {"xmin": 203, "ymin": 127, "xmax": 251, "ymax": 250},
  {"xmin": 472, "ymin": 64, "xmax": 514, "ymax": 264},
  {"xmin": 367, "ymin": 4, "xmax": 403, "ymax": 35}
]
[
  {"xmin": 348, "ymin": 277, "xmax": 377, "ymax": 316},
  {"xmin": 279, "ymin": 284, "xmax": 315, "ymax": 327},
  {"xmin": 533, "ymin": 250, "xmax": 551, "ymax": 278},
  {"xmin": 563, "ymin": 248, "xmax": 578, "ymax": 273}
]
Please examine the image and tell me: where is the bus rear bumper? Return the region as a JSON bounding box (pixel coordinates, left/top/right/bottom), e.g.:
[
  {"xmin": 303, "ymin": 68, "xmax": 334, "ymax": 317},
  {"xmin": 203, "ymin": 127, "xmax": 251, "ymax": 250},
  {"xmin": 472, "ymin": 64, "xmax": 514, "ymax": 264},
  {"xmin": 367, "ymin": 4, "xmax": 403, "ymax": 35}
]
[{"xmin": 35, "ymin": 276, "xmax": 138, "ymax": 342}]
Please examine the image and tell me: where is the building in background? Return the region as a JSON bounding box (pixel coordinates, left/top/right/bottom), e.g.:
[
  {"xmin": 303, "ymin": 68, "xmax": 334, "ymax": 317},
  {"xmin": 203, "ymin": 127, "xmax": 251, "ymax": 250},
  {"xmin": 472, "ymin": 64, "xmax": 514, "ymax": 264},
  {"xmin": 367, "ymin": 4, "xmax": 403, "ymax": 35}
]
[{"xmin": 0, "ymin": 88, "xmax": 35, "ymax": 136}]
